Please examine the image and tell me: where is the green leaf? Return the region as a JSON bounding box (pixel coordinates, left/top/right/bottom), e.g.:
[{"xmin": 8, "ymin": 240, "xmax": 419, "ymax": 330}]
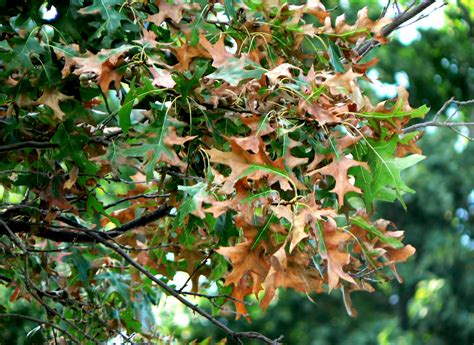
[
  {"xmin": 351, "ymin": 216, "xmax": 403, "ymax": 248},
  {"xmin": 119, "ymin": 79, "xmax": 136, "ymax": 132},
  {"xmin": 175, "ymin": 61, "xmax": 208, "ymax": 98},
  {"xmin": 63, "ymin": 250, "xmax": 91, "ymax": 287},
  {"xmin": 118, "ymin": 77, "xmax": 159, "ymax": 132},
  {"xmin": 358, "ymin": 101, "xmax": 429, "ymax": 128},
  {"xmin": 0, "ymin": 40, "xmax": 11, "ymax": 52},
  {"xmin": 175, "ymin": 182, "xmax": 208, "ymax": 230},
  {"xmin": 242, "ymin": 189, "xmax": 278, "ymax": 204},
  {"xmin": 207, "ymin": 57, "xmax": 265, "ymax": 86},
  {"xmin": 252, "ymin": 214, "xmax": 276, "ymax": 249},
  {"xmin": 213, "ymin": 212, "xmax": 239, "ymax": 245},
  {"xmin": 51, "ymin": 123, "xmax": 98, "ymax": 174},
  {"xmin": 353, "ymin": 136, "xmax": 425, "ymax": 210},
  {"xmin": 120, "ymin": 111, "xmax": 188, "ymax": 180},
  {"xmin": 240, "ymin": 164, "xmax": 290, "ymax": 183},
  {"xmin": 78, "ymin": 0, "xmax": 128, "ymax": 35},
  {"xmin": 224, "ymin": 0, "xmax": 238, "ymax": 21},
  {"xmin": 328, "ymin": 41, "xmax": 345, "ymax": 73}
]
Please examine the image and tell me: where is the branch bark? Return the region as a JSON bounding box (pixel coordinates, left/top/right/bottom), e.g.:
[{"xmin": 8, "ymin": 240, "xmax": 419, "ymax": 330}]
[
  {"xmin": 0, "ymin": 204, "xmax": 172, "ymax": 243},
  {"xmin": 356, "ymin": 0, "xmax": 437, "ymax": 57}
]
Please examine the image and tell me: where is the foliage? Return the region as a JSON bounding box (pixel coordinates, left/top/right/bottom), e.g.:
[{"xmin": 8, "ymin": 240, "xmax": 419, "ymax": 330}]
[
  {"xmin": 0, "ymin": 0, "xmax": 454, "ymax": 343},
  {"xmin": 177, "ymin": 2, "xmax": 474, "ymax": 344}
]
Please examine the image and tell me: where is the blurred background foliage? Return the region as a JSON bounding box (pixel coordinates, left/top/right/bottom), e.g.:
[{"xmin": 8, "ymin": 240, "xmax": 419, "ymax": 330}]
[{"xmin": 1, "ymin": 1, "xmax": 473, "ymax": 344}]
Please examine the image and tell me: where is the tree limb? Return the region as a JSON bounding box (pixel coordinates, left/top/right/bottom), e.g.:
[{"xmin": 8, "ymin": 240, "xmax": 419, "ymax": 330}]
[
  {"xmin": 356, "ymin": 0, "xmax": 437, "ymax": 57},
  {"xmin": 0, "ymin": 204, "xmax": 172, "ymax": 243}
]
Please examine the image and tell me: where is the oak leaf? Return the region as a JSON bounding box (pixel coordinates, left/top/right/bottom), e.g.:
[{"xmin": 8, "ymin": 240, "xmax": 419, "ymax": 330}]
[
  {"xmin": 150, "ymin": 66, "xmax": 176, "ymax": 88},
  {"xmin": 216, "ymin": 227, "xmax": 270, "ymax": 294},
  {"xmin": 200, "ymin": 34, "xmax": 234, "ymax": 68},
  {"xmin": 146, "ymin": 0, "xmax": 185, "ymax": 26},
  {"xmin": 206, "ymin": 137, "xmax": 303, "ymax": 194},
  {"xmin": 321, "ymin": 219, "xmax": 356, "ymax": 290},
  {"xmin": 312, "ymin": 155, "xmax": 369, "ymax": 206},
  {"xmin": 34, "ymin": 88, "xmax": 73, "ymax": 120},
  {"xmin": 265, "ymin": 63, "xmax": 299, "ymax": 84}
]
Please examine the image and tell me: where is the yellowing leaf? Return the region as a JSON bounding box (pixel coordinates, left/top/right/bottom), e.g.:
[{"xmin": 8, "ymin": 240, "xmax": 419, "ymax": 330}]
[{"xmin": 64, "ymin": 166, "xmax": 79, "ymax": 190}]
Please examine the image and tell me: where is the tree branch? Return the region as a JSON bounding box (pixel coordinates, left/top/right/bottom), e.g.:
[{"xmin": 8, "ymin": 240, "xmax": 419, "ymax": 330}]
[
  {"xmin": 89, "ymin": 232, "xmax": 283, "ymax": 345},
  {"xmin": 403, "ymin": 121, "xmax": 474, "ymax": 134},
  {"xmin": 403, "ymin": 98, "xmax": 474, "ymax": 137},
  {"xmin": 0, "ymin": 141, "xmax": 59, "ymax": 153},
  {"xmin": 0, "ymin": 204, "xmax": 172, "ymax": 243},
  {"xmin": 356, "ymin": 0, "xmax": 437, "ymax": 57},
  {"xmin": 0, "ymin": 129, "xmax": 122, "ymax": 153}
]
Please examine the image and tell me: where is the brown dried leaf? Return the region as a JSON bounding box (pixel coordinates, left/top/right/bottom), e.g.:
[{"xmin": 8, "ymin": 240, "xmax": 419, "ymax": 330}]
[
  {"xmin": 200, "ymin": 34, "xmax": 234, "ymax": 68},
  {"xmin": 34, "ymin": 89, "xmax": 73, "ymax": 120},
  {"xmin": 313, "ymin": 155, "xmax": 369, "ymax": 206}
]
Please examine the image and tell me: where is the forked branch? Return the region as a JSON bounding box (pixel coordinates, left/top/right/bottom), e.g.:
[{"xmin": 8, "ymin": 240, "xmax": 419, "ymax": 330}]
[
  {"xmin": 356, "ymin": 0, "xmax": 437, "ymax": 57},
  {"xmin": 403, "ymin": 98, "xmax": 474, "ymax": 140}
]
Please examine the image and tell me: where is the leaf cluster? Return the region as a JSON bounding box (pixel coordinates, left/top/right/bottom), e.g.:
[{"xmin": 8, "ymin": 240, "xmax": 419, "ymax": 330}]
[{"xmin": 0, "ymin": 0, "xmax": 429, "ymax": 342}]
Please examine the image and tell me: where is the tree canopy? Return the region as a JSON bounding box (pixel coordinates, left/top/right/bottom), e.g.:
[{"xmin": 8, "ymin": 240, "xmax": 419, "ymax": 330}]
[{"xmin": 0, "ymin": 1, "xmax": 472, "ymax": 344}]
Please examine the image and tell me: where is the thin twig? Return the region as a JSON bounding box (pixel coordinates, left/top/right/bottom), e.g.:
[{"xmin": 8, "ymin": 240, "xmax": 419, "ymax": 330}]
[
  {"xmin": 0, "ymin": 130, "xmax": 122, "ymax": 154},
  {"xmin": 90, "ymin": 233, "xmax": 282, "ymax": 345},
  {"xmin": 397, "ymin": 2, "xmax": 448, "ymax": 29},
  {"xmin": 180, "ymin": 291, "xmax": 253, "ymax": 306},
  {"xmin": 0, "ymin": 220, "xmax": 29, "ymax": 252},
  {"xmin": 0, "ymin": 141, "xmax": 58, "ymax": 153},
  {"xmin": 381, "ymin": 0, "xmax": 391, "ymax": 17},
  {"xmin": 23, "ymin": 261, "xmax": 96, "ymax": 342},
  {"xmin": 403, "ymin": 98, "xmax": 474, "ymax": 136},
  {"xmin": 403, "ymin": 121, "xmax": 474, "ymax": 133},
  {"xmin": 103, "ymin": 192, "xmax": 170, "ymax": 210},
  {"xmin": 178, "ymin": 251, "xmax": 214, "ymax": 293}
]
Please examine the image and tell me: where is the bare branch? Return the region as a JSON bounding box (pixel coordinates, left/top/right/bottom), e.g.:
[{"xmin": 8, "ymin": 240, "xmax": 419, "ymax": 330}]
[
  {"xmin": 0, "ymin": 129, "xmax": 122, "ymax": 153},
  {"xmin": 0, "ymin": 219, "xmax": 29, "ymax": 252},
  {"xmin": 95, "ymin": 192, "xmax": 170, "ymax": 211},
  {"xmin": 23, "ymin": 260, "xmax": 96, "ymax": 343},
  {"xmin": 178, "ymin": 251, "xmax": 214, "ymax": 293},
  {"xmin": 397, "ymin": 2, "xmax": 448, "ymax": 29},
  {"xmin": 403, "ymin": 98, "xmax": 474, "ymax": 138},
  {"xmin": 381, "ymin": 0, "xmax": 392, "ymax": 17},
  {"xmin": 403, "ymin": 121, "xmax": 474, "ymax": 134},
  {"xmin": 180, "ymin": 291, "xmax": 254, "ymax": 306}
]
